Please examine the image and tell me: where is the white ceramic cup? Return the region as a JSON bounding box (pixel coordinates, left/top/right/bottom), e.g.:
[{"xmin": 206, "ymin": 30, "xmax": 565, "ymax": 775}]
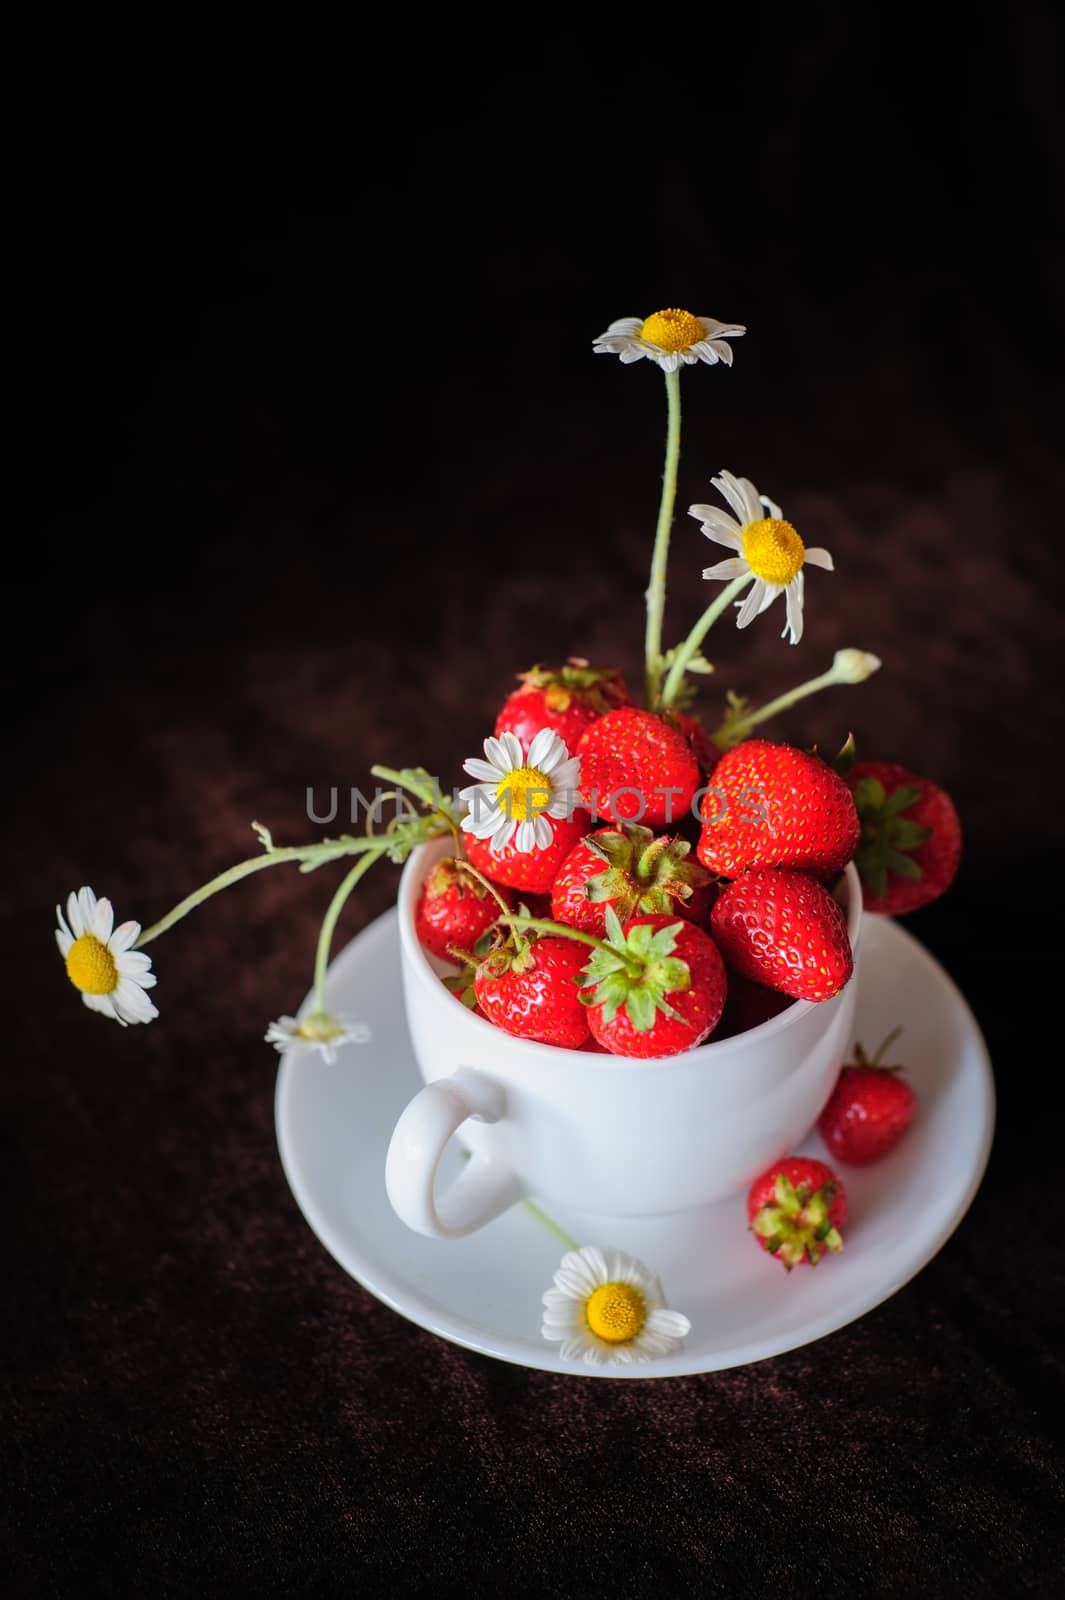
[{"xmin": 385, "ymin": 836, "xmax": 862, "ymax": 1238}]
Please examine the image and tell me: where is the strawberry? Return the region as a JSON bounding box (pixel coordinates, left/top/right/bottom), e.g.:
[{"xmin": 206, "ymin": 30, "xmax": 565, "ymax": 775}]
[
  {"xmin": 711, "ymin": 868, "xmax": 853, "ymax": 1001},
  {"xmin": 697, "ymin": 738, "xmax": 859, "ymax": 880},
  {"xmin": 414, "ymin": 858, "xmax": 513, "ymax": 962},
  {"xmin": 474, "ymin": 927, "xmax": 590, "ymax": 1049},
  {"xmin": 714, "ymin": 971, "xmax": 794, "ymax": 1039},
  {"xmin": 551, "ymin": 822, "xmax": 714, "ymax": 939},
  {"xmin": 818, "ymin": 1028, "xmax": 916, "ymax": 1163},
  {"xmin": 748, "ymin": 1156, "xmax": 846, "ymax": 1269},
  {"xmin": 663, "ymin": 709, "xmax": 719, "ymax": 775},
  {"xmin": 580, "ymin": 909, "xmax": 727, "ymax": 1058},
  {"xmin": 848, "ymin": 760, "xmax": 961, "ymax": 915},
  {"xmin": 464, "ymin": 809, "xmax": 591, "ymax": 894},
  {"xmin": 577, "ymin": 708, "xmax": 701, "ymax": 831},
  {"xmin": 495, "ymin": 659, "xmax": 629, "ymax": 753}
]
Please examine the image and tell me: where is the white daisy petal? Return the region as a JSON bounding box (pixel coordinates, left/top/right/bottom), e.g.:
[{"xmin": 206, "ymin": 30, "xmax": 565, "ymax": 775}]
[
  {"xmin": 759, "ymin": 493, "xmax": 784, "ymax": 520},
  {"xmin": 55, "ymin": 928, "xmax": 73, "ymax": 958},
  {"xmin": 552, "ymin": 757, "xmax": 582, "ymax": 792},
  {"xmin": 757, "ymin": 583, "xmax": 781, "ymax": 616},
  {"xmin": 110, "ymin": 921, "xmax": 141, "ymax": 952},
  {"xmin": 92, "ymin": 898, "xmax": 114, "ymax": 942},
  {"xmin": 265, "ymin": 1011, "xmax": 369, "ymax": 1063},
  {"xmin": 83, "ymin": 990, "xmax": 122, "ymax": 1021},
  {"xmin": 706, "ymin": 340, "xmax": 734, "ymax": 365},
  {"xmin": 735, "ymin": 579, "xmax": 769, "ymax": 630},
  {"xmin": 67, "ymin": 891, "xmax": 85, "ymax": 938},
  {"xmin": 527, "ymin": 727, "xmax": 560, "ymax": 770},
  {"xmin": 489, "ymin": 817, "xmax": 518, "ymax": 855},
  {"xmin": 689, "ymin": 506, "xmax": 743, "ymax": 547},
  {"xmin": 711, "ymin": 471, "xmax": 750, "ymax": 524},
  {"xmin": 735, "ymin": 477, "xmax": 764, "ymax": 525},
  {"xmin": 618, "ymin": 346, "xmax": 645, "ymax": 363},
  {"xmin": 648, "ymin": 1308, "xmax": 693, "ymax": 1338},
  {"xmin": 77, "ymin": 887, "xmax": 97, "ymax": 932},
  {"xmin": 515, "ymin": 819, "xmax": 537, "ymax": 853},
  {"xmin": 533, "ymin": 815, "xmax": 554, "ymax": 849},
  {"xmin": 803, "ymin": 546, "xmax": 835, "ymax": 570},
  {"xmin": 784, "ymin": 575, "xmax": 805, "ymax": 644},
  {"xmin": 498, "ymin": 732, "xmax": 525, "ymax": 771},
  {"xmin": 482, "ymin": 735, "xmax": 515, "ymax": 774},
  {"xmin": 699, "ymin": 318, "xmax": 746, "ymax": 340},
  {"xmin": 703, "ymin": 557, "xmax": 749, "ymax": 581},
  {"xmin": 116, "ymin": 950, "xmax": 153, "ymax": 974},
  {"xmin": 558, "ymin": 1337, "xmax": 588, "ymax": 1361},
  {"xmin": 462, "ymin": 757, "xmax": 503, "ymax": 783}
]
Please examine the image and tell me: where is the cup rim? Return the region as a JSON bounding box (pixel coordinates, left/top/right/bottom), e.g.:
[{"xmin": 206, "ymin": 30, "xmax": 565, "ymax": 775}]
[{"xmin": 398, "ymin": 836, "xmax": 863, "ymax": 1071}]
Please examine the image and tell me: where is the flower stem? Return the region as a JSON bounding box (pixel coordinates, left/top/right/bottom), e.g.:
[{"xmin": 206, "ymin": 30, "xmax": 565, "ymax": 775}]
[
  {"xmin": 521, "ymin": 1198, "xmax": 580, "ymax": 1253},
  {"xmin": 644, "ymin": 367, "xmax": 682, "ymax": 706},
  {"xmin": 660, "ymin": 573, "xmax": 753, "ymax": 708},
  {"xmin": 455, "ymin": 860, "xmax": 514, "ymax": 916},
  {"xmin": 709, "ymin": 649, "xmax": 881, "ymax": 747},
  {"xmin": 313, "ymin": 849, "xmax": 384, "ymax": 1012},
  {"xmin": 136, "ymin": 847, "xmax": 319, "ymax": 948}
]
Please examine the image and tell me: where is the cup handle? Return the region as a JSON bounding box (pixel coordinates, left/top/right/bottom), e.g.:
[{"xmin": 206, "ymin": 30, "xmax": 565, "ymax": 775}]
[{"xmin": 385, "ymin": 1067, "xmax": 523, "ymax": 1238}]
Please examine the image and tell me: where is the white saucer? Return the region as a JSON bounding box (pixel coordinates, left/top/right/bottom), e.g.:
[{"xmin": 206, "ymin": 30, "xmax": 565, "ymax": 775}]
[{"xmin": 275, "ymin": 909, "xmax": 994, "ymax": 1379}]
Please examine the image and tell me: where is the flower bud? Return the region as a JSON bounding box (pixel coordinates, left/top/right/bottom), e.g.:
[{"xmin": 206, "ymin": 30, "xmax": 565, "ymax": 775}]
[{"xmin": 833, "ymin": 649, "xmax": 882, "ymax": 685}]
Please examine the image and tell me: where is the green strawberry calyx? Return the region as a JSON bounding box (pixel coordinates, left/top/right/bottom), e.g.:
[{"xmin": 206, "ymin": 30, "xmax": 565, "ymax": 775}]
[
  {"xmin": 847, "ymin": 1026, "xmax": 904, "ymax": 1072},
  {"xmin": 574, "ymin": 905, "xmax": 691, "ymax": 1033},
  {"xmin": 583, "ymin": 823, "xmax": 711, "ymax": 922},
  {"xmin": 852, "ymin": 776, "xmax": 932, "ymax": 900},
  {"xmin": 425, "ymin": 857, "xmax": 492, "ymax": 901},
  {"xmin": 516, "ymin": 658, "xmax": 626, "ymax": 715},
  {"xmin": 751, "ymin": 1173, "xmax": 844, "ymax": 1269}
]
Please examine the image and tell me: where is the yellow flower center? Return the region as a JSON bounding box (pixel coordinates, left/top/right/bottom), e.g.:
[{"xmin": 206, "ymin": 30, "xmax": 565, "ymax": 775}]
[
  {"xmin": 585, "ymin": 1282, "xmax": 647, "ymax": 1344},
  {"xmin": 640, "ymin": 308, "xmax": 703, "ymax": 352},
  {"xmin": 66, "ymin": 934, "xmax": 118, "ymax": 995},
  {"xmin": 495, "ymin": 765, "xmax": 553, "ymax": 824},
  {"xmin": 741, "ymin": 517, "xmax": 806, "ymax": 586},
  {"xmin": 297, "ymin": 1014, "xmax": 344, "ymax": 1043}
]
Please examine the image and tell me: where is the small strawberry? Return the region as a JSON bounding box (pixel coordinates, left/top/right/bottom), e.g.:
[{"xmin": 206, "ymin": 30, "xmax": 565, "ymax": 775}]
[
  {"xmin": 698, "ymin": 738, "xmax": 859, "ymax": 880},
  {"xmin": 848, "ymin": 761, "xmax": 961, "ymax": 915},
  {"xmin": 578, "ymin": 708, "xmax": 701, "ymax": 831},
  {"xmin": 663, "ymin": 709, "xmax": 719, "ymax": 775},
  {"xmin": 748, "ymin": 1157, "xmax": 846, "ymax": 1269},
  {"xmin": 818, "ymin": 1028, "xmax": 916, "ymax": 1163},
  {"xmin": 495, "ymin": 659, "xmax": 630, "ymax": 753},
  {"xmin": 715, "ymin": 971, "xmax": 794, "ymax": 1039},
  {"xmin": 474, "ymin": 924, "xmax": 590, "ymax": 1049},
  {"xmin": 464, "ymin": 809, "xmax": 591, "ymax": 894},
  {"xmin": 414, "ymin": 858, "xmax": 513, "ymax": 962},
  {"xmin": 711, "ymin": 868, "xmax": 853, "ymax": 1001},
  {"xmin": 580, "ymin": 908, "xmax": 727, "ymax": 1058},
  {"xmin": 551, "ymin": 822, "xmax": 714, "ymax": 939}
]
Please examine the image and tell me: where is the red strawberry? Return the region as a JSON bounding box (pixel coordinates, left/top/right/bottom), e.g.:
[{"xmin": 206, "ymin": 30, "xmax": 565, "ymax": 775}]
[
  {"xmin": 551, "ymin": 823, "xmax": 714, "ymax": 939},
  {"xmin": 711, "ymin": 868, "xmax": 853, "ymax": 1001},
  {"xmin": 414, "ymin": 858, "xmax": 513, "ymax": 962},
  {"xmin": 581, "ymin": 910, "xmax": 727, "ymax": 1058},
  {"xmin": 748, "ymin": 1156, "xmax": 846, "ymax": 1269},
  {"xmin": 818, "ymin": 1028, "xmax": 916, "ymax": 1163},
  {"xmin": 464, "ymin": 809, "xmax": 591, "ymax": 894},
  {"xmin": 578, "ymin": 708, "xmax": 701, "ymax": 831},
  {"xmin": 848, "ymin": 761, "xmax": 961, "ymax": 914},
  {"xmin": 698, "ymin": 739, "xmax": 859, "ymax": 880},
  {"xmin": 714, "ymin": 971, "xmax": 794, "ymax": 1039},
  {"xmin": 664, "ymin": 709, "xmax": 719, "ymax": 775},
  {"xmin": 495, "ymin": 660, "xmax": 629, "ymax": 753},
  {"xmin": 474, "ymin": 931, "xmax": 590, "ymax": 1049}
]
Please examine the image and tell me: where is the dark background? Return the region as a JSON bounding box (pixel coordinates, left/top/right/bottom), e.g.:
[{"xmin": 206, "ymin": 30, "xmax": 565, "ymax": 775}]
[{"xmin": 8, "ymin": 21, "xmax": 1065, "ymax": 1596}]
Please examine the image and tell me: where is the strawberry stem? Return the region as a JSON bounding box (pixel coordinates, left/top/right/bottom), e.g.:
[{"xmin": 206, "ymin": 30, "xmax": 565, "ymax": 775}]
[
  {"xmin": 870, "ymin": 1026, "xmax": 904, "ymax": 1067},
  {"xmin": 453, "ymin": 859, "xmax": 513, "ymax": 916}
]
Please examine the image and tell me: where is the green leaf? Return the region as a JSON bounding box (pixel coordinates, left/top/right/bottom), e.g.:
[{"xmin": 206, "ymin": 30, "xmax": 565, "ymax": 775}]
[
  {"xmin": 603, "ymin": 904, "xmax": 626, "ymax": 948},
  {"xmin": 886, "ymin": 849, "xmax": 924, "ymax": 880},
  {"xmin": 831, "ymin": 732, "xmax": 857, "ymax": 778},
  {"xmin": 625, "ymin": 988, "xmax": 657, "ymax": 1032}
]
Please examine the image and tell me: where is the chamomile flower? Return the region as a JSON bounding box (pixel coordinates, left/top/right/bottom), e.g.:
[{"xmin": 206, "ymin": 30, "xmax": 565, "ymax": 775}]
[
  {"xmin": 689, "ymin": 470, "xmax": 835, "ymax": 646},
  {"xmin": 55, "ymin": 887, "xmax": 158, "ymax": 1026},
  {"xmin": 593, "ymin": 307, "xmax": 745, "ymax": 372},
  {"xmin": 265, "ymin": 1012, "xmax": 371, "ymax": 1065},
  {"xmin": 541, "ymin": 1246, "xmax": 692, "ymax": 1367},
  {"xmin": 459, "ymin": 730, "xmax": 581, "ymax": 855}
]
